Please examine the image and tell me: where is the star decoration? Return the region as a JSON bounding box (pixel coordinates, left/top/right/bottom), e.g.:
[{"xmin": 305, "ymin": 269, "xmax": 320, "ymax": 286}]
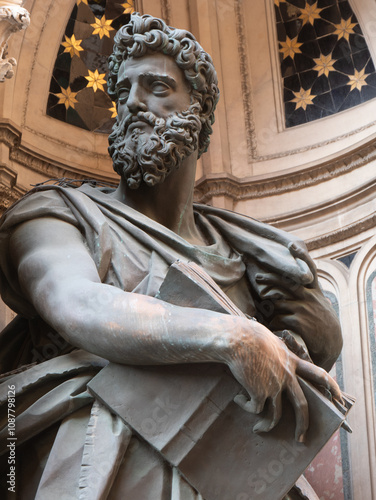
[
  {"xmin": 299, "ymin": 2, "xmax": 322, "ymax": 25},
  {"xmin": 76, "ymin": 0, "xmax": 88, "ymax": 5},
  {"xmin": 54, "ymin": 86, "xmax": 79, "ymax": 110},
  {"xmin": 91, "ymin": 16, "xmax": 114, "ymax": 39},
  {"xmin": 122, "ymin": 1, "xmax": 135, "ymax": 14},
  {"xmin": 347, "ymin": 67, "xmax": 369, "ymax": 91},
  {"xmin": 109, "ymin": 101, "xmax": 117, "ymax": 118},
  {"xmin": 85, "ymin": 69, "xmax": 107, "ymax": 92},
  {"xmin": 279, "ymin": 36, "xmax": 303, "ymax": 59},
  {"xmin": 333, "ymin": 17, "xmax": 357, "ymax": 41},
  {"xmin": 291, "ymin": 88, "xmax": 316, "ymax": 110},
  {"xmin": 61, "ymin": 34, "xmax": 84, "ymax": 58},
  {"xmin": 313, "ymin": 53, "xmax": 336, "ymax": 77}
]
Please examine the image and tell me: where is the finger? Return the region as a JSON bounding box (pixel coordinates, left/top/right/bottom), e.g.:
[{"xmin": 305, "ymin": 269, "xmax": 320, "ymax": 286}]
[
  {"xmin": 288, "ymin": 242, "xmax": 316, "ymax": 284},
  {"xmin": 255, "ymin": 273, "xmax": 281, "ymax": 284},
  {"xmin": 296, "ymin": 360, "xmax": 343, "ymax": 404},
  {"xmin": 253, "ymin": 392, "xmax": 283, "ymax": 434},
  {"xmin": 288, "ymin": 241, "xmax": 311, "ymax": 264},
  {"xmin": 286, "ymin": 378, "xmax": 309, "ymax": 442},
  {"xmin": 269, "ymin": 391, "xmax": 283, "ymax": 430},
  {"xmin": 255, "ymin": 274, "xmax": 298, "ymax": 301},
  {"xmin": 234, "ymin": 393, "xmax": 266, "ymax": 414}
]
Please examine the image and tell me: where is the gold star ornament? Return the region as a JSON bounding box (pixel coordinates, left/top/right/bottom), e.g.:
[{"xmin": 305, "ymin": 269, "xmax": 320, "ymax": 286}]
[
  {"xmin": 299, "ymin": 2, "xmax": 322, "ymax": 25},
  {"xmin": 347, "ymin": 67, "xmax": 369, "ymax": 91},
  {"xmin": 85, "ymin": 69, "xmax": 107, "ymax": 92},
  {"xmin": 313, "ymin": 53, "xmax": 336, "ymax": 77},
  {"xmin": 333, "ymin": 17, "xmax": 357, "ymax": 41},
  {"xmin": 279, "ymin": 36, "xmax": 303, "ymax": 59},
  {"xmin": 109, "ymin": 101, "xmax": 117, "ymax": 118},
  {"xmin": 122, "ymin": 1, "xmax": 135, "ymax": 14},
  {"xmin": 76, "ymin": 0, "xmax": 88, "ymax": 5},
  {"xmin": 54, "ymin": 87, "xmax": 79, "ymax": 110},
  {"xmin": 61, "ymin": 34, "xmax": 84, "ymax": 58},
  {"xmin": 91, "ymin": 16, "xmax": 115, "ymax": 39},
  {"xmin": 291, "ymin": 88, "xmax": 316, "ymax": 110}
]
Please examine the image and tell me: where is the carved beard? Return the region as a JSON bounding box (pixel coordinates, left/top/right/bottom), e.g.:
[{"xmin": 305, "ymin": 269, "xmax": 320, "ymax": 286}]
[{"xmin": 108, "ymin": 102, "xmax": 202, "ymax": 189}]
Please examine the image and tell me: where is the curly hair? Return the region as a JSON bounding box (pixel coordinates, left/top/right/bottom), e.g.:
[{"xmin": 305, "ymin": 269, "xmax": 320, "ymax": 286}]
[{"xmin": 107, "ymin": 12, "xmax": 220, "ymax": 158}]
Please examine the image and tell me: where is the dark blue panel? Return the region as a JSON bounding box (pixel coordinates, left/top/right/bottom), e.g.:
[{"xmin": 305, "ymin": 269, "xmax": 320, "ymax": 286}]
[{"xmin": 277, "ymin": 0, "xmax": 376, "ymax": 127}]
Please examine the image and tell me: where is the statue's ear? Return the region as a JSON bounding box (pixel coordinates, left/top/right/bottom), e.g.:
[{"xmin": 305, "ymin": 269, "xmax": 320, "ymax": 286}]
[{"xmin": 201, "ymin": 96, "xmax": 215, "ymax": 118}]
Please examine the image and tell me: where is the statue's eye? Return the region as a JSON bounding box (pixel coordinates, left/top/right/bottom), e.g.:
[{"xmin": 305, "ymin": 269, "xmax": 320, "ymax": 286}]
[
  {"xmin": 151, "ymin": 81, "xmax": 170, "ymax": 96},
  {"xmin": 117, "ymin": 88, "xmax": 129, "ymax": 103}
]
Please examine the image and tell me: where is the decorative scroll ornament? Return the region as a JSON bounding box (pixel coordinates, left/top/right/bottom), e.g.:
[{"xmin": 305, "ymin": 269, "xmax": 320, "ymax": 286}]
[{"xmin": 0, "ymin": 0, "xmax": 30, "ymax": 82}]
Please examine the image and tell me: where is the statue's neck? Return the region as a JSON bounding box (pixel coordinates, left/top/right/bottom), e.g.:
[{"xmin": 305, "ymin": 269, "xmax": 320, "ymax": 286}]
[{"xmin": 111, "ymin": 153, "xmax": 206, "ymax": 245}]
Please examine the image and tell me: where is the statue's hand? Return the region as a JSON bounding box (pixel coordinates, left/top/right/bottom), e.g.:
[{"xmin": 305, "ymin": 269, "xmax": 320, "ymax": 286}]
[
  {"xmin": 248, "ymin": 256, "xmax": 342, "ymax": 371},
  {"xmin": 224, "ymin": 319, "xmax": 343, "ymax": 442}
]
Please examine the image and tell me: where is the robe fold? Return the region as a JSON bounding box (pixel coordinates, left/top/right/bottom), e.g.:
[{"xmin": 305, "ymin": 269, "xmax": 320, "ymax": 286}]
[{"xmin": 0, "ymin": 184, "xmax": 336, "ymax": 499}]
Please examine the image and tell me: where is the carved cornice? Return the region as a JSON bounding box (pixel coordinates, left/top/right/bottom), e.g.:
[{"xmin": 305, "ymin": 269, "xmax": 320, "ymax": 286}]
[
  {"xmin": 0, "ymin": 183, "xmax": 21, "ymax": 213},
  {"xmin": 9, "ymin": 145, "xmax": 85, "ymax": 181},
  {"xmin": 306, "ymin": 213, "xmax": 376, "ymax": 251},
  {"xmin": 255, "ymin": 120, "xmax": 376, "ymax": 162},
  {"xmin": 0, "ymin": 164, "xmax": 17, "ymax": 187},
  {"xmin": 9, "ymin": 144, "xmax": 115, "ymax": 183},
  {"xmin": 194, "ymin": 136, "xmax": 376, "ymax": 203},
  {"xmin": 0, "ymin": 120, "xmax": 20, "ymax": 147},
  {"xmin": 0, "ymin": 122, "xmax": 115, "ymax": 184},
  {"xmin": 22, "ymin": 125, "xmax": 110, "ymax": 160}
]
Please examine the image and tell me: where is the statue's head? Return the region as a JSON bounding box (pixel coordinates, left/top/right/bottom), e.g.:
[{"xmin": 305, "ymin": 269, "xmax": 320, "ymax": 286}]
[{"xmin": 107, "ymin": 13, "xmax": 220, "ymax": 189}]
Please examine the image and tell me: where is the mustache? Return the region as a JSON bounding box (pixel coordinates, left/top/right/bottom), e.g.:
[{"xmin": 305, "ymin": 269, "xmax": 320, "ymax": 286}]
[{"xmin": 120, "ymin": 110, "xmax": 163, "ymax": 131}]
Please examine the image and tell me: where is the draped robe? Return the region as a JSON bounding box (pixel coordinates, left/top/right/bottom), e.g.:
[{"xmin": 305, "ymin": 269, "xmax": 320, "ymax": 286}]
[{"xmin": 0, "ymin": 184, "xmax": 338, "ymax": 499}]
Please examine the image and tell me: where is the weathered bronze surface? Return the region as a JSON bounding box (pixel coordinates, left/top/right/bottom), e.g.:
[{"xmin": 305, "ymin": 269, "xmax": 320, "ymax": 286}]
[{"xmin": 0, "ymin": 13, "xmax": 347, "ymax": 499}]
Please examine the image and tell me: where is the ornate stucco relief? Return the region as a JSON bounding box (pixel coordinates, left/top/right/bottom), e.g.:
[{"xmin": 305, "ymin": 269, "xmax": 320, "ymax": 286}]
[{"xmin": 0, "ymin": 0, "xmax": 30, "ymax": 82}]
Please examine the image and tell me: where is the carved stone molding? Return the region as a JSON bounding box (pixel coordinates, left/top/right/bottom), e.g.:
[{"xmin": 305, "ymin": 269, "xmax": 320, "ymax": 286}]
[
  {"xmin": 0, "ymin": 122, "xmax": 115, "ymax": 186},
  {"xmin": 0, "ymin": 183, "xmax": 21, "ymax": 213},
  {"xmin": 0, "ymin": 164, "xmax": 17, "ymax": 188},
  {"xmin": 234, "ymin": 0, "xmax": 257, "ymax": 161},
  {"xmin": 0, "ymin": 164, "xmax": 24, "ymax": 214},
  {"xmin": 161, "ymin": 0, "xmax": 171, "ymax": 25},
  {"xmin": 306, "ymin": 214, "xmax": 376, "ymax": 251},
  {"xmin": 0, "ymin": 1, "xmax": 30, "ymax": 82},
  {"xmin": 254, "ymin": 120, "xmax": 376, "ymax": 162},
  {"xmin": 0, "ymin": 120, "xmax": 20, "ymax": 147},
  {"xmin": 9, "ymin": 144, "xmax": 116, "ymax": 184},
  {"xmin": 9, "ymin": 145, "xmax": 85, "ymax": 182},
  {"xmin": 194, "ymin": 135, "xmax": 376, "ymax": 203}
]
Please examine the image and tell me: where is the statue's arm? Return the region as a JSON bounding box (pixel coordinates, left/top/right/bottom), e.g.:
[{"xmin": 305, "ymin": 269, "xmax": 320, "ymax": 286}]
[{"xmin": 10, "ymin": 217, "xmax": 342, "ymax": 441}]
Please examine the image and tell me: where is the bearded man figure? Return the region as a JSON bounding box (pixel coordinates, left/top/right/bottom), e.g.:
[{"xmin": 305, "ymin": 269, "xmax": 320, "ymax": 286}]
[{"xmin": 0, "ymin": 13, "xmax": 344, "ymax": 500}]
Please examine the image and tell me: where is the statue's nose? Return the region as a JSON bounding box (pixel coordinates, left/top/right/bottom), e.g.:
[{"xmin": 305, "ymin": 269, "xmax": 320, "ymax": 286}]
[{"xmin": 126, "ymin": 85, "xmax": 147, "ymax": 113}]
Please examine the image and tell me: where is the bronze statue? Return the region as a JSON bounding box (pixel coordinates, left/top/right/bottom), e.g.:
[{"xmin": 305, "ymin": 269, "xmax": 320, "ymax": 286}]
[{"xmin": 0, "ymin": 13, "xmax": 344, "ymax": 499}]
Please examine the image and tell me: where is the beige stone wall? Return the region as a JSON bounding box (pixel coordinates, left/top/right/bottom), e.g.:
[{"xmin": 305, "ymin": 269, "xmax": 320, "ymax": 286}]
[{"xmin": 1, "ymin": 0, "xmax": 376, "ymax": 498}]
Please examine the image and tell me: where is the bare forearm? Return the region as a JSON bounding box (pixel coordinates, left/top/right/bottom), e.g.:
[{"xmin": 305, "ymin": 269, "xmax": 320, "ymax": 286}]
[
  {"xmin": 10, "ymin": 217, "xmax": 345, "ymax": 443},
  {"xmin": 38, "ymin": 280, "xmax": 239, "ymax": 366}
]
